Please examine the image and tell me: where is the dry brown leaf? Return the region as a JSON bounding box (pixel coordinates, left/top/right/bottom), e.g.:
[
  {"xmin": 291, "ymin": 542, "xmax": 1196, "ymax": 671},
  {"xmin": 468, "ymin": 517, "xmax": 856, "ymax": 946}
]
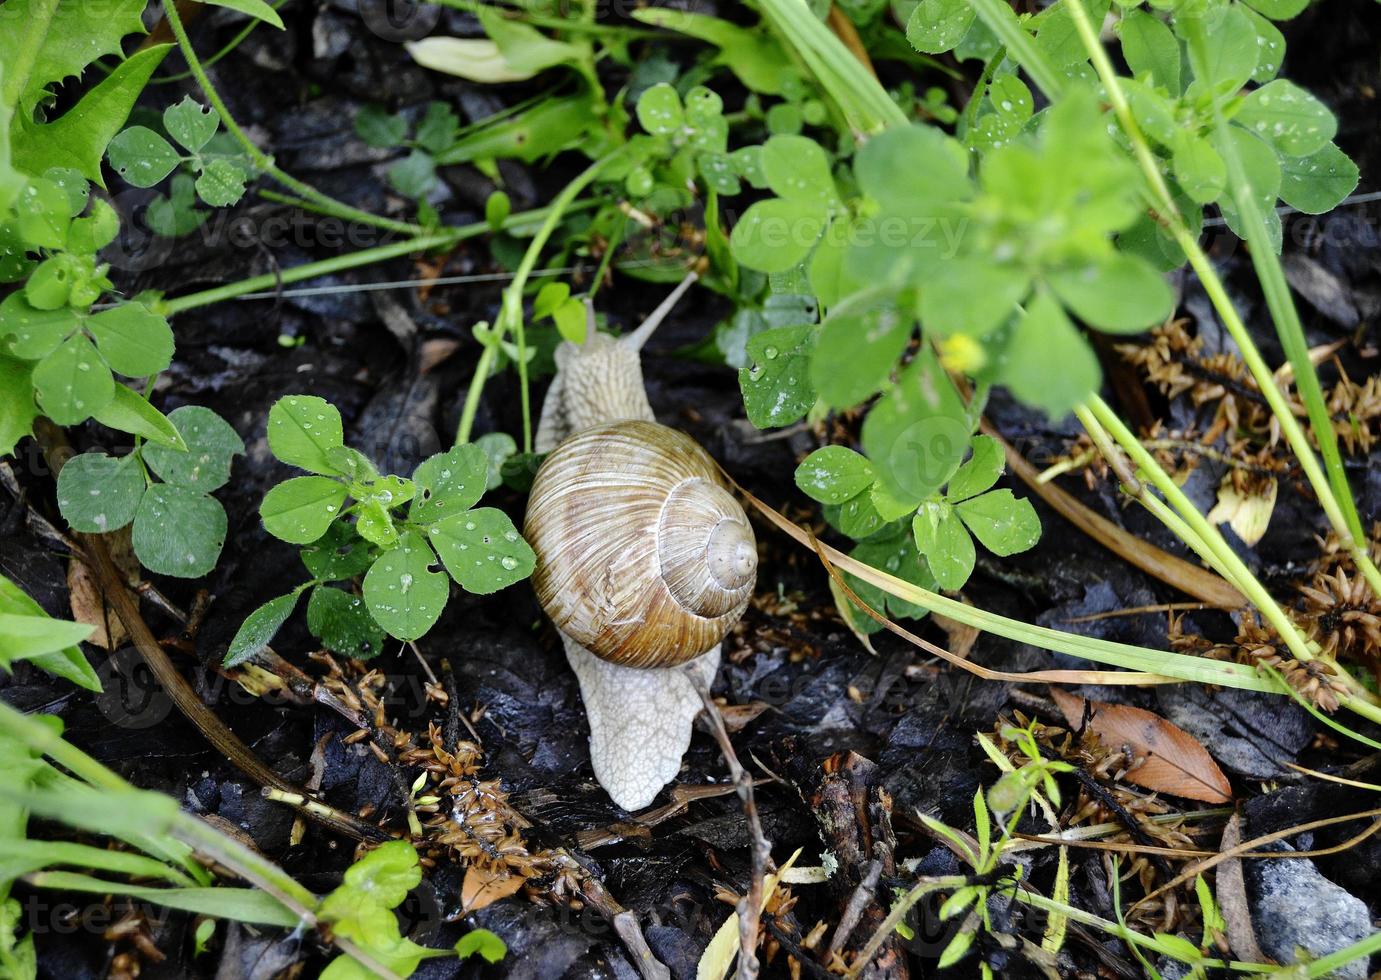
[
  {"xmin": 68, "ymin": 557, "xmax": 125, "ymax": 650},
  {"xmin": 460, "ymin": 864, "xmax": 525, "ymax": 913},
  {"xmin": 1216, "ymin": 814, "xmax": 1268, "ymax": 964},
  {"xmin": 1050, "ymin": 688, "xmax": 1233, "ymax": 803}
]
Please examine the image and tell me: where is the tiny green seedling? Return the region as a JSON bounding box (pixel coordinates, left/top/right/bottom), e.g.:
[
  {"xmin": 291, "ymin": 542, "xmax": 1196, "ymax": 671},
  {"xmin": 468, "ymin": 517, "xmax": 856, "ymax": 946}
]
[{"xmin": 225, "ymin": 395, "xmax": 535, "ymax": 666}]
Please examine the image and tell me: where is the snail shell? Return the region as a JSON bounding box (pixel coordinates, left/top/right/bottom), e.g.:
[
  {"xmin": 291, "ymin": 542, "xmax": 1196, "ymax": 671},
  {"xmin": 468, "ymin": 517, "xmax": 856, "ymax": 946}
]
[{"xmin": 524, "ymin": 419, "xmax": 757, "ymax": 669}]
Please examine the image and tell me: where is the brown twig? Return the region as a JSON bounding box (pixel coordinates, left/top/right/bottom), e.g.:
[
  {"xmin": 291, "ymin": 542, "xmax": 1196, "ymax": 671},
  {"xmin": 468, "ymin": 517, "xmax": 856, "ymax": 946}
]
[{"xmin": 683, "ymin": 667, "xmax": 775, "ymax": 980}]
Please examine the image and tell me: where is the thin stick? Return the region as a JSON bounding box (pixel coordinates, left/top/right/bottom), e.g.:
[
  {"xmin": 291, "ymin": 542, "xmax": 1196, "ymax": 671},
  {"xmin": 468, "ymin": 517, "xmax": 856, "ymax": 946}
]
[{"xmin": 683, "ymin": 667, "xmax": 774, "ymax": 980}]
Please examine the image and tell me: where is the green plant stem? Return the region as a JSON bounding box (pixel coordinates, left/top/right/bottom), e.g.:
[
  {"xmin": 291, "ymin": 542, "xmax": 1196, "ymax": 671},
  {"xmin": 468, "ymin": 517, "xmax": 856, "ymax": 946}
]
[
  {"xmin": 967, "ymin": 0, "xmax": 1065, "ymax": 98},
  {"xmin": 1063, "ymin": 0, "xmax": 1381, "ymax": 599},
  {"xmin": 161, "ymin": 0, "xmax": 422, "ymax": 237},
  {"xmin": 160, "ymin": 201, "xmax": 575, "ymax": 315},
  {"xmin": 455, "ymin": 152, "xmax": 622, "ymax": 449},
  {"xmin": 151, "ymin": 0, "xmax": 289, "ymax": 84}
]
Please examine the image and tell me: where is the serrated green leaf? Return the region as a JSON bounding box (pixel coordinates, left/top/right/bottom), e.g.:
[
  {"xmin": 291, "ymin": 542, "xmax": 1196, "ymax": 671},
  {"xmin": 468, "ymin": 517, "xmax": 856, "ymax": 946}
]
[
  {"xmin": 739, "ymin": 324, "xmax": 816, "ymax": 428},
  {"xmin": 142, "ymin": 406, "xmax": 244, "ymax": 492},
  {"xmin": 306, "ymin": 586, "xmax": 385, "ymax": 660},
  {"xmin": 1235, "ymin": 79, "xmax": 1335, "ymax": 157},
  {"xmin": 427, "ymin": 507, "xmax": 534, "ymax": 594},
  {"xmin": 224, "ymin": 592, "xmax": 299, "ymax": 667},
  {"xmin": 636, "ymin": 82, "xmax": 683, "ymax": 135},
  {"xmin": 362, "ymin": 531, "xmax": 448, "ymax": 641},
  {"xmin": 410, "ymin": 444, "xmax": 488, "ymax": 523},
  {"xmin": 32, "ymin": 333, "xmax": 113, "ymax": 424},
  {"xmin": 811, "ymin": 298, "xmax": 912, "ymax": 410},
  {"xmin": 194, "ymin": 157, "xmax": 248, "ymax": 207},
  {"xmin": 163, "ymin": 97, "xmax": 219, "ymax": 154},
  {"xmin": 267, "ymin": 395, "xmax": 345, "ymax": 474},
  {"xmin": 0, "ymin": 0, "xmax": 150, "ymax": 116},
  {"xmin": 354, "ymin": 105, "xmax": 408, "ymax": 149},
  {"xmin": 90, "ymin": 385, "xmax": 184, "ymax": 449},
  {"xmin": 15, "ymin": 45, "xmax": 173, "ymax": 185},
  {"xmin": 947, "ymin": 435, "xmax": 1004, "ymax": 503},
  {"xmin": 0, "ymin": 355, "xmax": 37, "ymax": 457},
  {"xmin": 456, "ymin": 928, "xmax": 507, "ymax": 964},
  {"xmin": 300, "ymin": 522, "xmax": 374, "ymax": 581},
  {"xmin": 55, "ymin": 452, "xmax": 145, "ymax": 533},
  {"xmin": 106, "ymin": 127, "xmax": 180, "ymax": 188},
  {"xmin": 85, "ymin": 303, "xmax": 174, "ymax": 377},
  {"xmin": 912, "ymin": 502, "xmax": 976, "ymax": 591},
  {"xmin": 1278, "ymin": 141, "xmax": 1358, "ymax": 214},
  {"xmin": 195, "ymin": 0, "xmax": 285, "ymax": 28},
  {"xmin": 795, "ymin": 446, "xmax": 875, "ymax": 505},
  {"xmin": 1000, "ymin": 289, "xmax": 1098, "ymax": 418},
  {"xmin": 957, "ymin": 489, "xmax": 1041, "ymax": 555},
  {"xmin": 260, "ymin": 476, "xmax": 348, "ymax": 544},
  {"xmin": 131, "ymin": 485, "xmax": 227, "ymax": 578},
  {"xmin": 1047, "ymin": 252, "xmax": 1174, "ymax": 334}
]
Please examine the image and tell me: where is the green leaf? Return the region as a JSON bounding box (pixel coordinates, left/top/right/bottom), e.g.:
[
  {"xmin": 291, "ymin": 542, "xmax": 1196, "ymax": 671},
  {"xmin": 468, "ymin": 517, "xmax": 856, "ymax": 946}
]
[
  {"xmin": 1001, "ymin": 288, "xmax": 1099, "ymax": 418},
  {"xmin": 1213, "ymin": 126, "xmax": 1281, "ymax": 250},
  {"xmin": 0, "ymin": 355, "xmax": 37, "ymax": 457},
  {"xmin": 1184, "ymin": 5, "xmax": 1257, "ymax": 99},
  {"xmin": 267, "ymin": 395, "xmax": 345, "ymax": 475},
  {"xmin": 457, "ymin": 929, "xmax": 508, "ymax": 964},
  {"xmin": 1234, "ymin": 79, "xmax": 1335, "ymax": 157},
  {"xmin": 861, "ymin": 349, "xmax": 970, "ymax": 501},
  {"xmin": 414, "ymin": 102, "xmax": 459, "ymax": 155},
  {"xmin": 342, "ymin": 839, "xmax": 420, "ymax": 907},
  {"xmin": 811, "ymin": 298, "xmax": 912, "ymax": 409},
  {"xmin": 85, "ymin": 304, "xmax": 174, "ymax": 377},
  {"xmin": 729, "ymin": 197, "xmax": 828, "ymax": 274},
  {"xmin": 912, "ymin": 502, "xmax": 976, "ymax": 591},
  {"xmin": 24, "ymin": 254, "xmax": 75, "ymax": 310},
  {"xmin": 1241, "ymin": 7, "xmax": 1284, "ymax": 82},
  {"xmin": 1172, "ymin": 132, "xmax": 1226, "ymax": 203},
  {"xmin": 32, "ymin": 334, "xmax": 113, "ymax": 425},
  {"xmin": 13, "ymin": 178, "xmax": 70, "ymax": 250},
  {"xmin": 956, "ymin": 489, "xmax": 1041, "ymax": 555},
  {"xmin": 106, "ymin": 127, "xmax": 180, "ymax": 188},
  {"xmin": 551, "ymin": 298, "xmax": 586, "ymax": 345},
  {"xmin": 919, "ymin": 259, "xmax": 1029, "ymax": 337},
  {"xmin": 306, "ymin": 586, "xmax": 385, "ymax": 660},
  {"xmin": 131, "ymin": 485, "xmax": 227, "ymax": 578},
  {"xmin": 739, "ymin": 324, "xmax": 816, "ymax": 428},
  {"xmin": 0, "ymin": 575, "xmax": 99, "ymax": 691},
  {"xmin": 855, "ymin": 123, "xmax": 971, "ymax": 212},
  {"xmin": 194, "ymin": 157, "xmax": 248, "ymax": 207},
  {"xmin": 14, "ymin": 45, "xmax": 174, "ymax": 184},
  {"xmin": 1047, "ymin": 252, "xmax": 1174, "ymax": 334},
  {"xmin": 795, "ymin": 446, "xmax": 875, "ymax": 505},
  {"xmin": 410, "ymin": 444, "xmax": 488, "ymax": 523},
  {"xmin": 194, "ymin": 0, "xmax": 285, "ymax": 28},
  {"xmin": 0, "ymin": 0, "xmax": 150, "ymax": 116},
  {"xmin": 300, "ymin": 522, "xmax": 374, "ymax": 581},
  {"xmin": 223, "ymin": 592, "xmax": 299, "ymax": 667},
  {"xmin": 474, "ymin": 432, "xmax": 517, "ymax": 491},
  {"xmin": 846, "ymin": 526, "xmax": 937, "ymax": 625},
  {"xmin": 354, "ymin": 105, "xmax": 407, "ymax": 149},
  {"xmin": 142, "ymin": 406, "xmax": 244, "ymax": 492},
  {"xmin": 1118, "ymin": 9, "xmax": 1180, "ymax": 93},
  {"xmin": 1278, "ymin": 141, "xmax": 1358, "ymax": 214},
  {"xmin": 636, "ymin": 83, "xmax": 684, "ymax": 135},
  {"xmin": 0, "ymin": 613, "xmax": 93, "ymax": 665},
  {"xmin": 484, "ymin": 190, "xmax": 511, "ymax": 230},
  {"xmin": 260, "ymin": 477, "xmax": 348, "ymax": 544},
  {"xmin": 55, "ymin": 452, "xmax": 145, "ymax": 533},
  {"xmin": 905, "ymin": 0, "xmax": 975, "ymax": 53},
  {"xmin": 427, "ymin": 507, "xmax": 535, "ymax": 594},
  {"xmin": 833, "ymin": 492, "xmax": 886, "ymax": 541},
  {"xmin": 0, "ymin": 293, "xmax": 78, "ymax": 359},
  {"xmin": 355, "ymin": 499, "xmax": 398, "ymax": 549},
  {"xmin": 362, "ymin": 531, "xmax": 449, "ymax": 641},
  {"xmin": 90, "ymin": 386, "xmax": 182, "ymax": 449},
  {"xmin": 946, "ymin": 435, "xmax": 1004, "ymax": 502},
  {"xmin": 761, "ymin": 135, "xmax": 839, "ymax": 207},
  {"xmin": 163, "ymin": 96, "xmax": 219, "ymax": 153}
]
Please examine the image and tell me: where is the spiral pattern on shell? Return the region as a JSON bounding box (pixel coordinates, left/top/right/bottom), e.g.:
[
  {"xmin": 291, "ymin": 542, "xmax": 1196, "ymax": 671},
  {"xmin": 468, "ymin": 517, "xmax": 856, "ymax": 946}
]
[{"xmin": 524, "ymin": 419, "xmax": 757, "ymax": 668}]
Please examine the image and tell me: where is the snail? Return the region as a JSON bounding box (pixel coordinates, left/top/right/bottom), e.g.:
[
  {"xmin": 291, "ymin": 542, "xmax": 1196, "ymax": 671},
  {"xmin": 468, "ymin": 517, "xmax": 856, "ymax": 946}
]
[{"xmin": 525, "ymin": 273, "xmax": 758, "ymax": 810}]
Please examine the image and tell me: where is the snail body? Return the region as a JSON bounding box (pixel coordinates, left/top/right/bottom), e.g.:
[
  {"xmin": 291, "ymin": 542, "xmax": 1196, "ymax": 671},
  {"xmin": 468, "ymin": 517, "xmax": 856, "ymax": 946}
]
[{"xmin": 526, "ymin": 274, "xmax": 758, "ymax": 810}]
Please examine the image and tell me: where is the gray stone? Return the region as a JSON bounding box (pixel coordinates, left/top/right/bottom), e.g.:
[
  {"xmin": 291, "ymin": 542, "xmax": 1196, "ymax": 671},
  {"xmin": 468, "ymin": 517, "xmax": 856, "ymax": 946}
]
[{"xmin": 1246, "ymin": 844, "xmax": 1374, "ymax": 979}]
